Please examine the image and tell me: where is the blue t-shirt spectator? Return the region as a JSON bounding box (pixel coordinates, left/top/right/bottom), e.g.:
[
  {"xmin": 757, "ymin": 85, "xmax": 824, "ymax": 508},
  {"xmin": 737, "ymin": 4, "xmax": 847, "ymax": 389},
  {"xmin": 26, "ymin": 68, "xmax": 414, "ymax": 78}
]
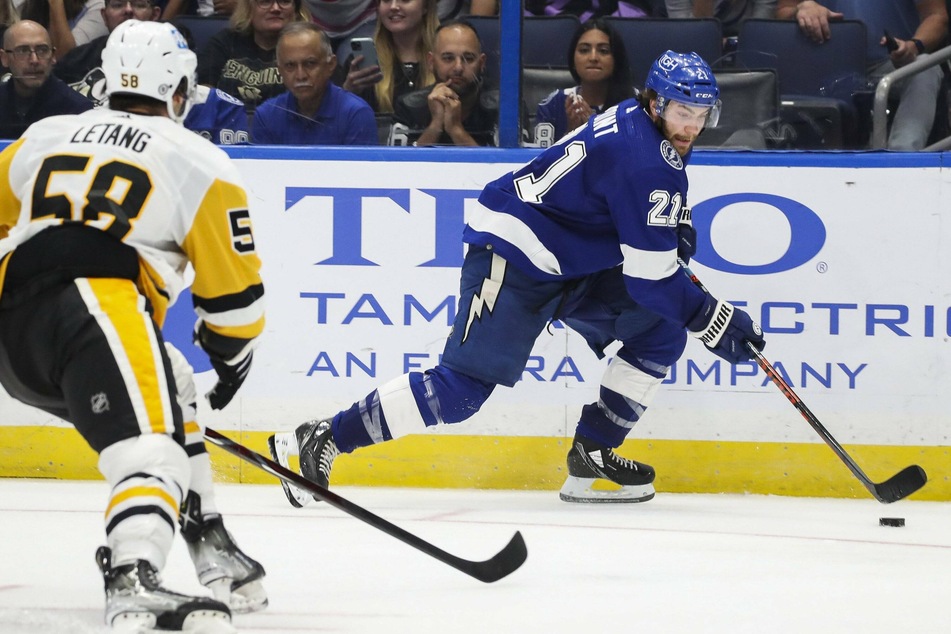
[{"xmin": 251, "ymin": 81, "xmax": 377, "ymax": 145}]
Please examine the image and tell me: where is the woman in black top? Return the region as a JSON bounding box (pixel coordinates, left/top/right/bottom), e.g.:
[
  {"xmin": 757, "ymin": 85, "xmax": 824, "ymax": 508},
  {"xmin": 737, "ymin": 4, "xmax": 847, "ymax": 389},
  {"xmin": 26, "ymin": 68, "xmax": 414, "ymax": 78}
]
[
  {"xmin": 336, "ymin": 0, "xmax": 438, "ymax": 114},
  {"xmin": 197, "ymin": 0, "xmax": 309, "ymax": 110}
]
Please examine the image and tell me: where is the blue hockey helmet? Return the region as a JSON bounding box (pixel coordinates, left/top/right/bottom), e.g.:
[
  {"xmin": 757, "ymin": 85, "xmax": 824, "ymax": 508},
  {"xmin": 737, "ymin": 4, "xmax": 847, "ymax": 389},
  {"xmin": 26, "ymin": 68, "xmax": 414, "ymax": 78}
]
[{"xmin": 645, "ymin": 50, "xmax": 721, "ymax": 127}]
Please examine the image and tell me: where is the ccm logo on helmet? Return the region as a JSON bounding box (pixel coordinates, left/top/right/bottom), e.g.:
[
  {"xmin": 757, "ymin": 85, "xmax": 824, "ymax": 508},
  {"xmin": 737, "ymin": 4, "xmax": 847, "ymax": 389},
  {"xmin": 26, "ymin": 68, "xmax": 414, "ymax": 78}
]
[{"xmin": 693, "ymin": 92, "xmax": 715, "ymax": 99}]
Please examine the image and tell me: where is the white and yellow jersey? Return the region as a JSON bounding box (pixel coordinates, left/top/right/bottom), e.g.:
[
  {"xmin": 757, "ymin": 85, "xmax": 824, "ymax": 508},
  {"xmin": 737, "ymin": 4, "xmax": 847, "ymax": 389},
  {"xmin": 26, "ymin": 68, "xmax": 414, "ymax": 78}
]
[{"xmin": 0, "ymin": 108, "xmax": 264, "ymax": 351}]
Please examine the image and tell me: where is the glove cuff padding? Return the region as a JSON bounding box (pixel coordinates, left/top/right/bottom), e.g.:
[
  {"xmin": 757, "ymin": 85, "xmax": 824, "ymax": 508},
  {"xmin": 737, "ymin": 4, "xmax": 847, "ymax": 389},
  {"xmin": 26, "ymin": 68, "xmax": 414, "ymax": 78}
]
[
  {"xmin": 194, "ymin": 320, "xmax": 254, "ymax": 366},
  {"xmin": 687, "ymin": 295, "xmax": 734, "ymax": 349}
]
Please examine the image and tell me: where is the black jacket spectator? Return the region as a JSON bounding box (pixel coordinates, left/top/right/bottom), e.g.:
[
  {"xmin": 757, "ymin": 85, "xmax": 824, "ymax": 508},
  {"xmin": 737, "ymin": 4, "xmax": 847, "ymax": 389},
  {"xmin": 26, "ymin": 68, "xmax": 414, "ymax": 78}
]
[
  {"xmin": 393, "ymin": 85, "xmax": 502, "ymax": 146},
  {"xmin": 0, "ymin": 73, "xmax": 93, "ymax": 139}
]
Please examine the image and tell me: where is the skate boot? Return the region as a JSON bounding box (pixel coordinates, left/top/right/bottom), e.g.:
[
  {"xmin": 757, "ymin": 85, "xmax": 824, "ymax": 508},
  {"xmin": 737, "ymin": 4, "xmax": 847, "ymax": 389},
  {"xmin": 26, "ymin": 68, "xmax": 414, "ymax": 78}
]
[
  {"xmin": 559, "ymin": 434, "xmax": 656, "ymax": 503},
  {"xmin": 179, "ymin": 491, "xmax": 268, "ymax": 614},
  {"xmin": 96, "ymin": 545, "xmax": 234, "ymax": 633},
  {"xmin": 297, "ymin": 418, "xmax": 338, "ymax": 503},
  {"xmin": 268, "ymin": 418, "xmax": 337, "ymax": 507},
  {"xmin": 267, "ymin": 425, "xmax": 310, "ymax": 508}
]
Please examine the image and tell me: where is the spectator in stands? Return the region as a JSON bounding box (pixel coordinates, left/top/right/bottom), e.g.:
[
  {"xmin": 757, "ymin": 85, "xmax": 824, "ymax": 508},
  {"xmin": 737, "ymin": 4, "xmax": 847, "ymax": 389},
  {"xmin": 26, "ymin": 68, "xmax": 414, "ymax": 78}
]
[
  {"xmin": 304, "ymin": 0, "xmax": 376, "ymax": 52},
  {"xmin": 53, "ymin": 0, "xmax": 160, "ymax": 104},
  {"xmin": 777, "ymin": 0, "xmax": 948, "ymax": 150},
  {"xmin": 393, "ymin": 19, "xmax": 518, "ymax": 145},
  {"xmin": 163, "ymin": 0, "xmax": 235, "ymax": 19},
  {"xmin": 19, "ymin": 0, "xmax": 108, "ymax": 56},
  {"xmin": 252, "ymin": 22, "xmax": 378, "ymax": 143},
  {"xmin": 666, "ymin": 0, "xmax": 775, "ymax": 38},
  {"xmin": 534, "ymin": 18, "xmax": 633, "ymax": 145},
  {"xmin": 523, "ymin": 0, "xmax": 658, "ymax": 19},
  {"xmin": 0, "ymin": 0, "xmax": 18, "ymax": 70},
  {"xmin": 439, "ymin": 0, "xmax": 497, "ymax": 20},
  {"xmin": 197, "ymin": 0, "xmax": 308, "ymax": 111},
  {"xmin": 337, "ymin": 0, "xmax": 438, "ymax": 115},
  {"xmin": 0, "ymin": 20, "xmax": 92, "ymax": 139}
]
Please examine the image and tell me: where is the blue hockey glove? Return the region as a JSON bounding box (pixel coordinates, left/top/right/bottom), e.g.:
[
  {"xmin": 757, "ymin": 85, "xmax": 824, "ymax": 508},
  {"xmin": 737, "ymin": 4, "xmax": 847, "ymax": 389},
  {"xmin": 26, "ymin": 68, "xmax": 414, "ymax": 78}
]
[
  {"xmin": 676, "ymin": 207, "xmax": 696, "ymax": 264},
  {"xmin": 687, "ymin": 294, "xmax": 765, "ymax": 364},
  {"xmin": 677, "ymin": 222, "xmax": 697, "ymax": 264}
]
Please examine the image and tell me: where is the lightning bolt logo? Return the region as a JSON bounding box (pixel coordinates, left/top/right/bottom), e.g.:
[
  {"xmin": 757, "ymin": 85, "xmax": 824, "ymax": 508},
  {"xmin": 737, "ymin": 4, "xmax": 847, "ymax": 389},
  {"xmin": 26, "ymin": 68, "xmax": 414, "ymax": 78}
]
[{"xmin": 462, "ymin": 253, "xmax": 506, "ymax": 343}]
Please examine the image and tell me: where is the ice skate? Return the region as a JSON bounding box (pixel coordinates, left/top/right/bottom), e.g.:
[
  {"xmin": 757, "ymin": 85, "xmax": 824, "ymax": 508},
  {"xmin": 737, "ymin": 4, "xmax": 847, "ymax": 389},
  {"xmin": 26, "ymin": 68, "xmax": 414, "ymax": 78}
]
[
  {"xmin": 96, "ymin": 545, "xmax": 234, "ymax": 633},
  {"xmin": 180, "ymin": 492, "xmax": 268, "ymax": 614},
  {"xmin": 267, "ymin": 427, "xmax": 311, "ymax": 508},
  {"xmin": 559, "ymin": 434, "xmax": 656, "ymax": 503},
  {"xmin": 297, "ymin": 418, "xmax": 339, "ymax": 502}
]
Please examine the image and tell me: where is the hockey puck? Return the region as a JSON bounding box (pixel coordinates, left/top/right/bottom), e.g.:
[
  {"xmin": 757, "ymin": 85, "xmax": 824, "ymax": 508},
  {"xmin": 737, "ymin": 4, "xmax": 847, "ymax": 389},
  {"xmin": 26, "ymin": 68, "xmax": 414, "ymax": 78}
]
[{"xmin": 879, "ymin": 517, "xmax": 905, "ymax": 527}]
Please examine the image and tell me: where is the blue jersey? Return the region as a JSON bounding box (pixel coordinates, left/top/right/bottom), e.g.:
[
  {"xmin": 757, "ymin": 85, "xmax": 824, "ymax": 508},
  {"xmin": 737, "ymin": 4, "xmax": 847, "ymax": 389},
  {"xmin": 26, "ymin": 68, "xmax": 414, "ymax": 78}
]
[
  {"xmin": 535, "ymin": 86, "xmax": 608, "ymax": 147},
  {"xmin": 251, "ymin": 83, "xmax": 378, "ymax": 145},
  {"xmin": 469, "ymin": 99, "xmax": 705, "ymax": 327},
  {"xmin": 184, "ymin": 87, "xmax": 249, "ymax": 145}
]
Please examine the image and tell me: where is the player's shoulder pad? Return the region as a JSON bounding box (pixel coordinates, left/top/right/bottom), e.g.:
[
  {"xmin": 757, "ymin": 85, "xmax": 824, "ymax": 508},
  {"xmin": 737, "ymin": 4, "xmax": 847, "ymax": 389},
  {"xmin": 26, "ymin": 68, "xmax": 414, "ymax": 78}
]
[
  {"xmin": 622, "ymin": 103, "xmax": 684, "ymax": 172},
  {"xmin": 214, "ymin": 89, "xmax": 244, "ymax": 107}
]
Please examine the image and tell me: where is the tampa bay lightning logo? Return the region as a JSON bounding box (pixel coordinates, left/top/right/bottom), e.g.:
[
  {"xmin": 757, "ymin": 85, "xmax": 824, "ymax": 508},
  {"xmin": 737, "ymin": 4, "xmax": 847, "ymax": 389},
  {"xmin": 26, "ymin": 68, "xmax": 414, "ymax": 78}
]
[{"xmin": 660, "ymin": 140, "xmax": 683, "ymax": 170}]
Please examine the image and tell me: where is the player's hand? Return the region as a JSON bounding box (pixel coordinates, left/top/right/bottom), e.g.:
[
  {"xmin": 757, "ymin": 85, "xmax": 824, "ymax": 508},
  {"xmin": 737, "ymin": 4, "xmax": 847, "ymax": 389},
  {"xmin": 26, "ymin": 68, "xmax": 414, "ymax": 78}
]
[
  {"xmin": 676, "ymin": 216, "xmax": 696, "ymax": 265},
  {"xmin": 687, "ymin": 295, "xmax": 765, "ymax": 364},
  {"xmin": 206, "ymin": 350, "xmax": 253, "ymax": 410},
  {"xmin": 194, "ymin": 321, "xmax": 254, "ymax": 410}
]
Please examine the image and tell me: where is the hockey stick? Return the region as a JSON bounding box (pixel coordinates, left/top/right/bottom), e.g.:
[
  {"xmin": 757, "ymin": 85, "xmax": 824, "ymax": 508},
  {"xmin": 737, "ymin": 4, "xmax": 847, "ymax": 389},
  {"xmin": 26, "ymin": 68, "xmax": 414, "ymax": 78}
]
[
  {"xmin": 678, "ymin": 260, "xmax": 927, "ymax": 504},
  {"xmin": 203, "ymin": 427, "xmax": 527, "ymax": 583}
]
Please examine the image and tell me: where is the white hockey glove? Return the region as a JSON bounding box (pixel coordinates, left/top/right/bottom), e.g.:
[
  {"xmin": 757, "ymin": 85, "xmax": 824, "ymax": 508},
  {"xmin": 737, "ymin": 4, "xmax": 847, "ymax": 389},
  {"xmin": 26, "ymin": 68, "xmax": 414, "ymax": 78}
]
[{"xmin": 687, "ymin": 294, "xmax": 765, "ymax": 364}]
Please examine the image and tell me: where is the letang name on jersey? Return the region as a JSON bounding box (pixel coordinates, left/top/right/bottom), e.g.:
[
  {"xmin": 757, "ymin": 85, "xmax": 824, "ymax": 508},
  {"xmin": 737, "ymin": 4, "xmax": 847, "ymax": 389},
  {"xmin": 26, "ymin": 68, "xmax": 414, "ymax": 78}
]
[{"xmin": 70, "ymin": 121, "xmax": 151, "ymax": 153}]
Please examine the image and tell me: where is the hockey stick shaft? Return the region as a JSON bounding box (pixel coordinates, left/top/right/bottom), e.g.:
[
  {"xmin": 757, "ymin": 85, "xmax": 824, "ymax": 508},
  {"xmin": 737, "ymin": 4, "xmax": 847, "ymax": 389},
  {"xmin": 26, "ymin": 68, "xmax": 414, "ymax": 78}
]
[
  {"xmin": 678, "ymin": 261, "xmax": 926, "ymax": 503},
  {"xmin": 203, "ymin": 428, "xmax": 527, "ymax": 582}
]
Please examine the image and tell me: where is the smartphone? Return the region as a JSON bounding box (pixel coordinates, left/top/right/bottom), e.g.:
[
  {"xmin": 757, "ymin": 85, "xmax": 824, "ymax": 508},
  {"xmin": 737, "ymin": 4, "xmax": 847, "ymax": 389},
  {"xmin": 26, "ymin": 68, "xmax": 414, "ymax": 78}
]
[
  {"xmin": 883, "ymin": 29, "xmax": 899, "ymax": 53},
  {"xmin": 350, "ymin": 37, "xmax": 380, "ymax": 69}
]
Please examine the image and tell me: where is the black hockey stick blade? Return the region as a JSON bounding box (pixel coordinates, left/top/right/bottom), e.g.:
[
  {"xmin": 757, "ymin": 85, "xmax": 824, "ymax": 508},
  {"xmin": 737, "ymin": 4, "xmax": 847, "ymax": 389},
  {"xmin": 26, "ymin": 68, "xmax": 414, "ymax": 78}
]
[
  {"xmin": 203, "ymin": 428, "xmax": 528, "ymax": 583},
  {"xmin": 872, "ymin": 465, "xmax": 928, "ymax": 504},
  {"xmin": 678, "ymin": 260, "xmax": 928, "ymax": 504}
]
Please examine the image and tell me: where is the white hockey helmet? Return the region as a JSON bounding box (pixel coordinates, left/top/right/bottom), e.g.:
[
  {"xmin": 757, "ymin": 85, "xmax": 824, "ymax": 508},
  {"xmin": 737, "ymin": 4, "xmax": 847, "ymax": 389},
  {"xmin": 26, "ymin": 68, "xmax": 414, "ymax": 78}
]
[{"xmin": 102, "ymin": 20, "xmax": 197, "ymax": 124}]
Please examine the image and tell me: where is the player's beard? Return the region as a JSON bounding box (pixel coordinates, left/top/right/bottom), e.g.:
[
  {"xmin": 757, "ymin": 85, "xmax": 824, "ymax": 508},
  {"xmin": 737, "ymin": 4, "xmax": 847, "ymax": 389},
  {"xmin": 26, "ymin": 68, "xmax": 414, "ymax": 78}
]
[{"xmin": 659, "ymin": 118, "xmax": 697, "ymax": 157}]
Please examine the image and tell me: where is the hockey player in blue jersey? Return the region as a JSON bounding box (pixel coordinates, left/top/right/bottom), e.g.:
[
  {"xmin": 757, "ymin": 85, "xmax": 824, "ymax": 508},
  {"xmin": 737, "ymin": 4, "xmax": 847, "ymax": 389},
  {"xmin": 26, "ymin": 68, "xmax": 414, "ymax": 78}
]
[{"xmin": 269, "ymin": 50, "xmax": 766, "ymax": 504}]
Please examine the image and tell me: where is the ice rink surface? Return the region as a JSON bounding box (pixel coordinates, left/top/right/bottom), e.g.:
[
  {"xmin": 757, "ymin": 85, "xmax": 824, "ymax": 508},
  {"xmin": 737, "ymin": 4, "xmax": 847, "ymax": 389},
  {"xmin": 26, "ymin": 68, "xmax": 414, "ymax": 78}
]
[{"xmin": 0, "ymin": 479, "xmax": 948, "ymax": 633}]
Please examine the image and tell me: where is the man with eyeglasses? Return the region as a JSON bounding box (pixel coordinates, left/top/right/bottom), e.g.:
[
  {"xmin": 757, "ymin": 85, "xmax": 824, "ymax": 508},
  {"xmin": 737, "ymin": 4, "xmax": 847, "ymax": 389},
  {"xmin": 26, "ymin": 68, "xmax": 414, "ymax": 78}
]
[
  {"xmin": 392, "ymin": 19, "xmax": 524, "ymax": 146},
  {"xmin": 53, "ymin": 0, "xmax": 161, "ymax": 106},
  {"xmin": 0, "ymin": 20, "xmax": 92, "ymax": 140}
]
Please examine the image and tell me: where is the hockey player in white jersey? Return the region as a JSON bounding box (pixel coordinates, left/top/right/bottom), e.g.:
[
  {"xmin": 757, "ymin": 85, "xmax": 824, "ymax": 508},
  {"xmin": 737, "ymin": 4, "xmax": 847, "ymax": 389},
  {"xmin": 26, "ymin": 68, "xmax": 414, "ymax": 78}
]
[
  {"xmin": 0, "ymin": 20, "xmax": 266, "ymax": 631},
  {"xmin": 270, "ymin": 51, "xmax": 765, "ymax": 505}
]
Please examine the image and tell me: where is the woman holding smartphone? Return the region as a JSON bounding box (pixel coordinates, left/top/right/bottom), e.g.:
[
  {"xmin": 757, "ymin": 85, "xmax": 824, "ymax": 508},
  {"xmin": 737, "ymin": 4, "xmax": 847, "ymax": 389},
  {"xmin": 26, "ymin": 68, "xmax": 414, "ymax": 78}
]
[{"xmin": 336, "ymin": 0, "xmax": 438, "ymax": 113}]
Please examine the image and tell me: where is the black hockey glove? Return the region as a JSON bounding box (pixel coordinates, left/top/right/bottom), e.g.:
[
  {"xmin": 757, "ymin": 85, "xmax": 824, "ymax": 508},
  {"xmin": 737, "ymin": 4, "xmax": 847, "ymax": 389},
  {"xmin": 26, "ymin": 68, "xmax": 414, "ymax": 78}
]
[
  {"xmin": 676, "ymin": 217, "xmax": 697, "ymax": 264},
  {"xmin": 194, "ymin": 321, "xmax": 254, "ymax": 410},
  {"xmin": 206, "ymin": 350, "xmax": 253, "ymax": 410},
  {"xmin": 687, "ymin": 294, "xmax": 765, "ymax": 364}
]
